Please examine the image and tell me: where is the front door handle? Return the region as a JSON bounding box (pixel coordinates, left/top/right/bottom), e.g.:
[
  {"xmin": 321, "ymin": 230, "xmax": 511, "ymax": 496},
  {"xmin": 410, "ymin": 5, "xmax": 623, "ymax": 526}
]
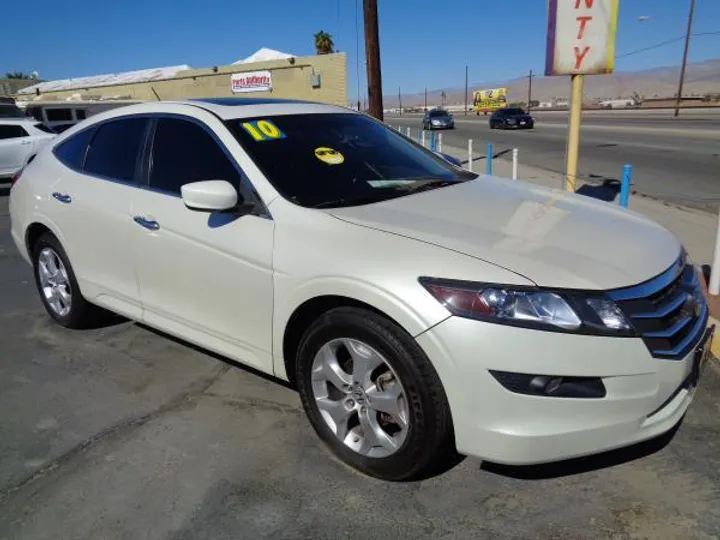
[
  {"xmin": 133, "ymin": 216, "xmax": 160, "ymax": 231},
  {"xmin": 52, "ymin": 192, "xmax": 72, "ymax": 203}
]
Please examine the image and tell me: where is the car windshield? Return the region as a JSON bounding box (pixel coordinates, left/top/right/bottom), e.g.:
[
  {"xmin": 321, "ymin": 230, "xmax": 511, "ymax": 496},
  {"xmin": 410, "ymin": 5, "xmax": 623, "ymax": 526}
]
[
  {"xmin": 225, "ymin": 113, "xmax": 475, "ymax": 208},
  {"xmin": 429, "ymin": 110, "xmax": 449, "ymax": 117},
  {"xmin": 501, "ymin": 108, "xmax": 525, "ymax": 115}
]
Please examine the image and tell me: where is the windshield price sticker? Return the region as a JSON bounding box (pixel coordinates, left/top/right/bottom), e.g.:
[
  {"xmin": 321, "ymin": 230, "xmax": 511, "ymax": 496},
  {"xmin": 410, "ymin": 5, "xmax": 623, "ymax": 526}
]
[{"xmin": 241, "ymin": 120, "xmax": 286, "ymax": 142}]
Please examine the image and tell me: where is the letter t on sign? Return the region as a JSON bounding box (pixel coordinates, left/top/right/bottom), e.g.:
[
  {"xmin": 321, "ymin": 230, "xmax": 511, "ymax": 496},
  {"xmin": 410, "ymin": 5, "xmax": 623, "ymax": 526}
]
[{"xmin": 576, "ymin": 15, "xmax": 592, "ymax": 39}]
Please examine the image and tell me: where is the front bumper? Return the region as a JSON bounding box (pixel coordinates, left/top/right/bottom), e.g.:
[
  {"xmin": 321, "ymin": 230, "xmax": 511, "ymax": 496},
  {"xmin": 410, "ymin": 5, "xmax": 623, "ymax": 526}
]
[{"xmin": 416, "ymin": 316, "xmax": 712, "ymax": 465}]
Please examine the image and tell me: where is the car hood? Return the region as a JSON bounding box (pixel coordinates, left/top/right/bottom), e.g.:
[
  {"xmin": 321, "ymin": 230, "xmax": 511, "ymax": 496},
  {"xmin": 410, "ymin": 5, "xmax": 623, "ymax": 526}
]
[{"xmin": 327, "ymin": 176, "xmax": 681, "ymax": 290}]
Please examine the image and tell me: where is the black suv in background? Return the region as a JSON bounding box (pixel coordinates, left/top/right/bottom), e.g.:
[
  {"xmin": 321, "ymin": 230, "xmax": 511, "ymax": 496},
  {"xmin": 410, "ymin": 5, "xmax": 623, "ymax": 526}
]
[{"xmin": 489, "ymin": 108, "xmax": 534, "ymax": 130}]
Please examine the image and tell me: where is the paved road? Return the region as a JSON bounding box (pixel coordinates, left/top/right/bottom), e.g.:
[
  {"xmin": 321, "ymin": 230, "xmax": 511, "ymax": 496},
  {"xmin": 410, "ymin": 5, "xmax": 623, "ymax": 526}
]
[
  {"xmin": 389, "ymin": 111, "xmax": 720, "ymax": 210},
  {"xmin": 2, "ymin": 191, "xmax": 720, "ymax": 539}
]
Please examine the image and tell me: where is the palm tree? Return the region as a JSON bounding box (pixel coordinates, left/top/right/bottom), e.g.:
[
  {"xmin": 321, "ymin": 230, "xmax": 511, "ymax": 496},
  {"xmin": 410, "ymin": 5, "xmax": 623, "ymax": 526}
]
[{"xmin": 314, "ymin": 31, "xmax": 335, "ymax": 55}]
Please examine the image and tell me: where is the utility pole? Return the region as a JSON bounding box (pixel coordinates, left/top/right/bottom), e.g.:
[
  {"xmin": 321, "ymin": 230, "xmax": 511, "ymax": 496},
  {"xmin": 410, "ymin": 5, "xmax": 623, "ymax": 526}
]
[
  {"xmin": 464, "ymin": 65, "xmax": 469, "ymax": 116},
  {"xmin": 424, "ymin": 87, "xmax": 428, "ymax": 111},
  {"xmin": 674, "ymin": 0, "xmax": 695, "ymax": 117},
  {"xmin": 398, "ymin": 86, "xmax": 402, "ymax": 116},
  {"xmin": 363, "ymin": 0, "xmax": 383, "ymax": 120},
  {"xmin": 527, "ymin": 69, "xmax": 534, "ymax": 112}
]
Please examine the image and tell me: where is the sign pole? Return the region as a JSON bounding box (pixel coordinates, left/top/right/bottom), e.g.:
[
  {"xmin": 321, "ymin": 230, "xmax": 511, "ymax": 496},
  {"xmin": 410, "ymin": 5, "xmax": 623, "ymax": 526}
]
[{"xmin": 564, "ymin": 74, "xmax": 584, "ymax": 192}]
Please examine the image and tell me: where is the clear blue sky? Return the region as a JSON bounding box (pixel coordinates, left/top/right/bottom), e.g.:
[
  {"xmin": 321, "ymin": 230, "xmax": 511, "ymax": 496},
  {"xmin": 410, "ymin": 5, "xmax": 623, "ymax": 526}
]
[{"xmin": 2, "ymin": 0, "xmax": 719, "ymax": 99}]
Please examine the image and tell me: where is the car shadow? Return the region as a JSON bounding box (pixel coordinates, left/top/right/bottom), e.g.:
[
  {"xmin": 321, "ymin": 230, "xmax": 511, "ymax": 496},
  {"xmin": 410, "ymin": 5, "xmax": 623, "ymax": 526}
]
[
  {"xmin": 134, "ymin": 322, "xmax": 295, "ymax": 391},
  {"xmin": 575, "ymin": 178, "xmax": 621, "ymax": 203},
  {"xmin": 480, "ymin": 419, "xmax": 681, "ymax": 480},
  {"xmin": 462, "ymin": 148, "xmax": 513, "ymax": 168}
]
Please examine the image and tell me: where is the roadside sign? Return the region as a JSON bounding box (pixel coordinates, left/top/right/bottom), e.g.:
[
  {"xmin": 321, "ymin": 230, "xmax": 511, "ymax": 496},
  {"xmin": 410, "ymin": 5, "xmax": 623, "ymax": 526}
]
[
  {"xmin": 545, "ymin": 0, "xmax": 619, "ymax": 76},
  {"xmin": 231, "ymin": 70, "xmax": 273, "ymax": 93}
]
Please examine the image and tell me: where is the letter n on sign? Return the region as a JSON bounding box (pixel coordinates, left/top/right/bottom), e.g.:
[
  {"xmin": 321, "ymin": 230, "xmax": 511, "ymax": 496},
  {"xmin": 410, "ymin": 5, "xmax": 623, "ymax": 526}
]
[{"xmin": 545, "ymin": 0, "xmax": 618, "ymax": 76}]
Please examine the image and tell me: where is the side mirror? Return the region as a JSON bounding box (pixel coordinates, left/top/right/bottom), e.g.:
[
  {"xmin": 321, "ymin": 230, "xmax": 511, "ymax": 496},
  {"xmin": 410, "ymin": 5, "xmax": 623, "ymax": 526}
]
[{"xmin": 181, "ymin": 180, "xmax": 239, "ymax": 211}]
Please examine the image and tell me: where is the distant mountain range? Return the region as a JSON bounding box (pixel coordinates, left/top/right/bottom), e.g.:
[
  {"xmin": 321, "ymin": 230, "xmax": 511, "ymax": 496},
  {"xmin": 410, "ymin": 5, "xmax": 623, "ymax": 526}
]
[{"xmin": 384, "ymin": 58, "xmax": 720, "ymax": 107}]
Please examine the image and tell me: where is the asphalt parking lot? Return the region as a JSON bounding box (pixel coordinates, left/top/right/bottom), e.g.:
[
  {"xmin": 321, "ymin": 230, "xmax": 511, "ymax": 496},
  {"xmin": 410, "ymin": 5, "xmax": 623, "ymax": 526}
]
[{"xmin": 1, "ymin": 189, "xmax": 720, "ymax": 540}]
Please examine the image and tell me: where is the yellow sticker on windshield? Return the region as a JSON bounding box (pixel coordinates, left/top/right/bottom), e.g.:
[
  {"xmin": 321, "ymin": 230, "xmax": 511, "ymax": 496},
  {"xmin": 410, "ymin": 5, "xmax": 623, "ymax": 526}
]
[
  {"xmin": 241, "ymin": 119, "xmax": 286, "ymax": 142},
  {"xmin": 314, "ymin": 146, "xmax": 344, "ymax": 165}
]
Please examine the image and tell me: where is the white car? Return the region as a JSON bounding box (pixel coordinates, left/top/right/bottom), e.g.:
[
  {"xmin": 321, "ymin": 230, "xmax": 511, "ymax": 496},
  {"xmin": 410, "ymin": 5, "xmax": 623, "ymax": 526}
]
[
  {"xmin": 8, "ymin": 98, "xmax": 712, "ymax": 481},
  {"xmin": 0, "ymin": 118, "xmax": 56, "ymax": 179}
]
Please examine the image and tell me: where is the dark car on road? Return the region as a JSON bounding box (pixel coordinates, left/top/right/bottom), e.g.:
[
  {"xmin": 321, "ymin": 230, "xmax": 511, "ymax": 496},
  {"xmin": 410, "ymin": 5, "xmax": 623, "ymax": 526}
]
[
  {"xmin": 489, "ymin": 108, "xmax": 534, "ymax": 130},
  {"xmin": 422, "ymin": 109, "xmax": 454, "ymax": 130}
]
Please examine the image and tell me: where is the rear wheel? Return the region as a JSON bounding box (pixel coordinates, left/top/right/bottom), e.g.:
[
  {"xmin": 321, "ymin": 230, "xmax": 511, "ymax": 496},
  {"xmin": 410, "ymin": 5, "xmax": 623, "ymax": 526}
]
[
  {"xmin": 32, "ymin": 232, "xmax": 103, "ymax": 328},
  {"xmin": 295, "ymin": 307, "xmax": 454, "ymax": 481}
]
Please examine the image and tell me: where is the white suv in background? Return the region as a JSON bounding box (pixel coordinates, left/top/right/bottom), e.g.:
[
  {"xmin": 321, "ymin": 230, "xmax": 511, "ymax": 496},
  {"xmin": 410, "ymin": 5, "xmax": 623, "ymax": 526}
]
[{"xmin": 0, "ymin": 119, "xmax": 56, "ymax": 179}]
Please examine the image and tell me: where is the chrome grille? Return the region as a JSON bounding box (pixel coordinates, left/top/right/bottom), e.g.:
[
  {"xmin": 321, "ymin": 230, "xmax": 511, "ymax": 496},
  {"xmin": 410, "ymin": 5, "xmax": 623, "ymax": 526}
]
[{"xmin": 608, "ymin": 256, "xmax": 708, "ymax": 360}]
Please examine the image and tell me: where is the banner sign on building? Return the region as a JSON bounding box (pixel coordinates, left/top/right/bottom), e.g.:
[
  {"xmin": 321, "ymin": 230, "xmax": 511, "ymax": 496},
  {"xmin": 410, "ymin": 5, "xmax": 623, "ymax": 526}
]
[
  {"xmin": 545, "ymin": 0, "xmax": 619, "ymax": 76},
  {"xmin": 231, "ymin": 70, "xmax": 273, "ymax": 93}
]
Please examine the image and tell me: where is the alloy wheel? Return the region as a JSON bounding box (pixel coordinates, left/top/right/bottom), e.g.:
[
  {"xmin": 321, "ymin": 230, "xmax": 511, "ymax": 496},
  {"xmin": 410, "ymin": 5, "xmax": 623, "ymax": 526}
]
[
  {"xmin": 37, "ymin": 247, "xmax": 72, "ymax": 317},
  {"xmin": 310, "ymin": 338, "xmax": 409, "ymax": 458}
]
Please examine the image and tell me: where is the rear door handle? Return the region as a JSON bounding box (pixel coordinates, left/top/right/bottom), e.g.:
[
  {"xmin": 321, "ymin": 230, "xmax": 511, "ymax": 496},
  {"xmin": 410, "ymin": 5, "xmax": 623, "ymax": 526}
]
[
  {"xmin": 52, "ymin": 192, "xmax": 72, "ymax": 203},
  {"xmin": 133, "ymin": 216, "xmax": 160, "ymax": 231}
]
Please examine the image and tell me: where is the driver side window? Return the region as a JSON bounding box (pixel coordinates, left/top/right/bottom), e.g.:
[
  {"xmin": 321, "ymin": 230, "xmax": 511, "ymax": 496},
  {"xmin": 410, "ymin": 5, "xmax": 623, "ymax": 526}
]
[{"xmin": 149, "ymin": 117, "xmax": 242, "ymax": 196}]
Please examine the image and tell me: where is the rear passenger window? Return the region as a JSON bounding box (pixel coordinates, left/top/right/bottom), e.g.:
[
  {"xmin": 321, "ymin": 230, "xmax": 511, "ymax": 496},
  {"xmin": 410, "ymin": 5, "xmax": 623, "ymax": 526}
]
[
  {"xmin": 149, "ymin": 117, "xmax": 241, "ymax": 195},
  {"xmin": 46, "ymin": 108, "xmax": 73, "ymax": 122},
  {"xmin": 53, "ymin": 128, "xmax": 94, "ymax": 170},
  {"xmin": 75, "ymin": 109, "xmax": 87, "ymax": 120},
  {"xmin": 0, "ymin": 125, "xmax": 28, "ymax": 139},
  {"xmin": 84, "ymin": 118, "xmax": 149, "ymax": 182}
]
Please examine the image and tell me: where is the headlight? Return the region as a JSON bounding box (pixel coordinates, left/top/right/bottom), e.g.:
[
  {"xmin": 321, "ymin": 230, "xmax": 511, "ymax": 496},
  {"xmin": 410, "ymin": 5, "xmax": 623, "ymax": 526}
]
[{"xmin": 419, "ymin": 278, "xmax": 635, "ymax": 335}]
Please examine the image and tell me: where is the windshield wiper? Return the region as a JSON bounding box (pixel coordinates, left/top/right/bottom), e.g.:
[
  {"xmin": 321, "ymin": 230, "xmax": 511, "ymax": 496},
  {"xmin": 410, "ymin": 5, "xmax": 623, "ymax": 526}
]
[
  {"xmin": 401, "ymin": 178, "xmax": 459, "ymax": 194},
  {"xmin": 311, "ymin": 194, "xmax": 397, "ymax": 209}
]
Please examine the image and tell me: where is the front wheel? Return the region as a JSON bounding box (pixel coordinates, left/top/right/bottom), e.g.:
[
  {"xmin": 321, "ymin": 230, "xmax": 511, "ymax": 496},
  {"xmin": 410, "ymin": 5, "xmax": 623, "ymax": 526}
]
[{"xmin": 295, "ymin": 307, "xmax": 454, "ymax": 481}]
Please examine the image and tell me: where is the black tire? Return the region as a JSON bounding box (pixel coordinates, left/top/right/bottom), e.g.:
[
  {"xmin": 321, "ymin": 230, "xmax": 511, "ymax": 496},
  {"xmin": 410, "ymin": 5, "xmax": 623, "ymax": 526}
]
[
  {"xmin": 295, "ymin": 307, "xmax": 454, "ymax": 481},
  {"xmin": 32, "ymin": 232, "xmax": 103, "ymax": 329}
]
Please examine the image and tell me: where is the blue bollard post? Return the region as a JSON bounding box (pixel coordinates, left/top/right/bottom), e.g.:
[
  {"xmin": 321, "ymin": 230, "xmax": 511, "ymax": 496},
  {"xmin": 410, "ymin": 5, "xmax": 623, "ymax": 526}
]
[
  {"xmin": 620, "ymin": 164, "xmax": 632, "ymax": 208},
  {"xmin": 486, "ymin": 142, "xmax": 493, "ymax": 175},
  {"xmin": 430, "ymin": 133, "xmax": 437, "ymax": 152}
]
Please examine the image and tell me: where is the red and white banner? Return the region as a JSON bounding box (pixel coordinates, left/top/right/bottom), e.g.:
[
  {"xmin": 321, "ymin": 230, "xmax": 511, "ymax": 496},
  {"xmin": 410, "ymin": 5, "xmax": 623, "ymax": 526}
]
[{"xmin": 231, "ymin": 70, "xmax": 273, "ymax": 93}]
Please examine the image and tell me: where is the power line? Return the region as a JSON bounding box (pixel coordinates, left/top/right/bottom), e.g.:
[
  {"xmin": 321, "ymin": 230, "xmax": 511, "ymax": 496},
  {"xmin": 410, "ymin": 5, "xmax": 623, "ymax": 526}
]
[{"xmin": 617, "ymin": 30, "xmax": 720, "ymax": 59}]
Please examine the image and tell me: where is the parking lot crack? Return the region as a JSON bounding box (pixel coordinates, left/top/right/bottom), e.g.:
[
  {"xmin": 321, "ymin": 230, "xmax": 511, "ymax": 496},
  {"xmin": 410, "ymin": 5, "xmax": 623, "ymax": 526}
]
[{"xmin": 0, "ymin": 364, "xmax": 230, "ymax": 502}]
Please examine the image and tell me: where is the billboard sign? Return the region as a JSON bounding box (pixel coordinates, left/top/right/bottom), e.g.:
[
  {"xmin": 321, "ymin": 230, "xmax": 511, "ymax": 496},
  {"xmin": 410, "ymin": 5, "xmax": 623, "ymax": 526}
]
[
  {"xmin": 231, "ymin": 70, "xmax": 273, "ymax": 93},
  {"xmin": 545, "ymin": 0, "xmax": 619, "ymax": 76},
  {"xmin": 471, "ymin": 87, "xmax": 508, "ymax": 113}
]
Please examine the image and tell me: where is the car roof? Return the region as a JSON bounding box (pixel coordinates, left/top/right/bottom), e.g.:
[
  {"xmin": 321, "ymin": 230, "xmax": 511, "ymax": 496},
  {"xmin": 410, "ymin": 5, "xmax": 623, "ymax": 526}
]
[
  {"xmin": 83, "ymin": 97, "xmax": 354, "ymax": 122},
  {"xmin": 0, "ymin": 118, "xmax": 41, "ymax": 125}
]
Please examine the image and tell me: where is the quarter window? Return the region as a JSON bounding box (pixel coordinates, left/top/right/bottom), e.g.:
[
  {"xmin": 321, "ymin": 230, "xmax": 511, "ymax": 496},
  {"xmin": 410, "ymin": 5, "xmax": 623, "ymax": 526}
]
[
  {"xmin": 84, "ymin": 117, "xmax": 149, "ymax": 182},
  {"xmin": 46, "ymin": 108, "xmax": 73, "ymax": 122},
  {"xmin": 53, "ymin": 128, "xmax": 94, "ymax": 170},
  {"xmin": 0, "ymin": 125, "xmax": 29, "ymax": 139},
  {"xmin": 75, "ymin": 109, "xmax": 87, "ymax": 120},
  {"xmin": 149, "ymin": 117, "xmax": 241, "ymax": 195}
]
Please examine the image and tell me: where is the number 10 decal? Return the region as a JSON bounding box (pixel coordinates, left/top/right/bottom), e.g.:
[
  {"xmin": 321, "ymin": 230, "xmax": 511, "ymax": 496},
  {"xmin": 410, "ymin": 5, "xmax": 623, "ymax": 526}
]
[{"xmin": 241, "ymin": 119, "xmax": 286, "ymax": 142}]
